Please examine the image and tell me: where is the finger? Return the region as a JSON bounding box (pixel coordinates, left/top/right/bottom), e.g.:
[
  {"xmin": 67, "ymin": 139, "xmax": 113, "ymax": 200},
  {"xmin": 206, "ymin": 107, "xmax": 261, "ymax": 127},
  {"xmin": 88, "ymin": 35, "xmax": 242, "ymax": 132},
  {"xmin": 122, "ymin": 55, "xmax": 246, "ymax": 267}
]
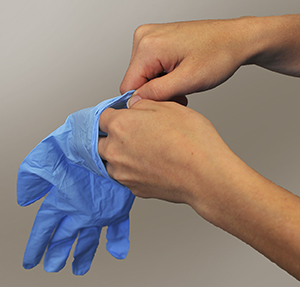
[
  {"xmin": 120, "ymin": 55, "xmax": 166, "ymax": 95},
  {"xmin": 72, "ymin": 227, "xmax": 101, "ymax": 276},
  {"xmin": 17, "ymin": 155, "xmax": 53, "ymax": 207},
  {"xmin": 44, "ymin": 216, "xmax": 78, "ymax": 273},
  {"xmin": 133, "ymin": 64, "xmax": 197, "ymax": 101},
  {"xmin": 120, "ymin": 66, "xmax": 150, "ymax": 95},
  {"xmin": 106, "ymin": 217, "xmax": 130, "ymax": 259},
  {"xmin": 22, "ymin": 192, "xmax": 62, "ymax": 269},
  {"xmin": 130, "ymin": 24, "xmax": 155, "ymax": 64},
  {"xmin": 120, "ymin": 25, "xmax": 157, "ymax": 94},
  {"xmin": 17, "ymin": 169, "xmax": 52, "ymax": 207}
]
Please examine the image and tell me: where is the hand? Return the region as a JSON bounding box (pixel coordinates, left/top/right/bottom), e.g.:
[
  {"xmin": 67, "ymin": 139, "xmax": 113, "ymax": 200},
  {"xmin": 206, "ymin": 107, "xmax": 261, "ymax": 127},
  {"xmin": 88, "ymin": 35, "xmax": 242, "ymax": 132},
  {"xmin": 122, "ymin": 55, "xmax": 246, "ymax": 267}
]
[
  {"xmin": 121, "ymin": 15, "xmax": 300, "ymax": 102},
  {"xmin": 120, "ymin": 19, "xmax": 252, "ymax": 101},
  {"xmin": 98, "ymin": 99, "xmax": 238, "ymax": 208},
  {"xmin": 17, "ymin": 92, "xmax": 135, "ymax": 275}
]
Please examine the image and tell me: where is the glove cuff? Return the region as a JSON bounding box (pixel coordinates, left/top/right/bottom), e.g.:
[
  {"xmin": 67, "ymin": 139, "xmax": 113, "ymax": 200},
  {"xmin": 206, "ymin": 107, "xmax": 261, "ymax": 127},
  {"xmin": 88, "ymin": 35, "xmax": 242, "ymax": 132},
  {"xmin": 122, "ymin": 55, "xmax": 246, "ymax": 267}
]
[{"xmin": 91, "ymin": 90, "xmax": 134, "ymax": 179}]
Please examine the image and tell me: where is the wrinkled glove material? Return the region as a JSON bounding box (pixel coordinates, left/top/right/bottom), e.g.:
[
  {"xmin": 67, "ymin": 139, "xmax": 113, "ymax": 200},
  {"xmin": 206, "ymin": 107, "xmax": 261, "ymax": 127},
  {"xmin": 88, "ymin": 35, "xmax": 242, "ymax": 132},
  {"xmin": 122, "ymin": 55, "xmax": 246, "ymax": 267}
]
[{"xmin": 17, "ymin": 90, "xmax": 135, "ymax": 275}]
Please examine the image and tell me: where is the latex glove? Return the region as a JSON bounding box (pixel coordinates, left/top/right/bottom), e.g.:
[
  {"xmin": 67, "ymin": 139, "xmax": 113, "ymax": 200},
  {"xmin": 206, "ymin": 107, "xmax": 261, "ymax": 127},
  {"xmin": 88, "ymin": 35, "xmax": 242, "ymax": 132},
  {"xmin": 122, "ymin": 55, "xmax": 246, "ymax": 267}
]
[{"xmin": 17, "ymin": 91, "xmax": 135, "ymax": 275}]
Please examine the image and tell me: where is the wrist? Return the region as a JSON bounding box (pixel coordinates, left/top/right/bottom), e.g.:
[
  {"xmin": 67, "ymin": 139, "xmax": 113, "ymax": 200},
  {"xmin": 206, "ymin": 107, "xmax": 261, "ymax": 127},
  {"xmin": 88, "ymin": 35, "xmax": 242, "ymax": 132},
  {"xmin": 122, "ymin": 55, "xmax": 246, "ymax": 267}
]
[
  {"xmin": 189, "ymin": 151, "xmax": 300, "ymax": 279},
  {"xmin": 240, "ymin": 14, "xmax": 300, "ymax": 75},
  {"xmin": 225, "ymin": 16, "xmax": 277, "ymax": 67},
  {"xmin": 187, "ymin": 150, "xmax": 255, "ymax": 224}
]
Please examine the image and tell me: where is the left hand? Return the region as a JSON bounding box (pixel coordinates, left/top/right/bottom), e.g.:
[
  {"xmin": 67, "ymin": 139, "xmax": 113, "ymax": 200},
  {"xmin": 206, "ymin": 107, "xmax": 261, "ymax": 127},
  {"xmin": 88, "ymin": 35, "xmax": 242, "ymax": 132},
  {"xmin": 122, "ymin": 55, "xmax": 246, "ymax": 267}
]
[
  {"xmin": 98, "ymin": 99, "xmax": 237, "ymax": 208},
  {"xmin": 99, "ymin": 98, "xmax": 300, "ymax": 281}
]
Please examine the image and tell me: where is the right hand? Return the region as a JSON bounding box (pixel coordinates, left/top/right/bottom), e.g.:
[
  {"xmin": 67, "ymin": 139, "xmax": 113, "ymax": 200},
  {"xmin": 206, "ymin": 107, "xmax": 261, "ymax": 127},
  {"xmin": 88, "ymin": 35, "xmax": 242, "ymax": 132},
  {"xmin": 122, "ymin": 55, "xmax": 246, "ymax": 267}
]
[
  {"xmin": 120, "ymin": 15, "xmax": 300, "ymax": 102},
  {"xmin": 120, "ymin": 18, "xmax": 252, "ymax": 101}
]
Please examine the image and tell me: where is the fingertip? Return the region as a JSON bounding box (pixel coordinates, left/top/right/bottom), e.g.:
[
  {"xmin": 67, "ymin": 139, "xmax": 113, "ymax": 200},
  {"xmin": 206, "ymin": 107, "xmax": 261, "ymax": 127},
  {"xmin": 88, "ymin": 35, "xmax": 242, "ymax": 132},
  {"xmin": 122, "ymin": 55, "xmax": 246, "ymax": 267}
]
[
  {"xmin": 23, "ymin": 261, "xmax": 37, "ymax": 270},
  {"xmin": 106, "ymin": 240, "xmax": 129, "ymax": 260},
  {"xmin": 108, "ymin": 250, "xmax": 128, "ymax": 260},
  {"xmin": 126, "ymin": 95, "xmax": 142, "ymax": 108},
  {"xmin": 44, "ymin": 262, "xmax": 65, "ymax": 273},
  {"xmin": 72, "ymin": 262, "xmax": 91, "ymax": 276},
  {"xmin": 17, "ymin": 198, "xmax": 27, "ymax": 207}
]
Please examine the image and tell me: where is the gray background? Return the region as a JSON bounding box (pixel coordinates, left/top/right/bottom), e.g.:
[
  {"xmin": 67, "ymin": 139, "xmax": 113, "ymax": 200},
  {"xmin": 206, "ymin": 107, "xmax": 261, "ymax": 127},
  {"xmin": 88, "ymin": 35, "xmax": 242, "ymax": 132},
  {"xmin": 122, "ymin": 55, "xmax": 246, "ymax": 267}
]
[{"xmin": 1, "ymin": 0, "xmax": 299, "ymax": 286}]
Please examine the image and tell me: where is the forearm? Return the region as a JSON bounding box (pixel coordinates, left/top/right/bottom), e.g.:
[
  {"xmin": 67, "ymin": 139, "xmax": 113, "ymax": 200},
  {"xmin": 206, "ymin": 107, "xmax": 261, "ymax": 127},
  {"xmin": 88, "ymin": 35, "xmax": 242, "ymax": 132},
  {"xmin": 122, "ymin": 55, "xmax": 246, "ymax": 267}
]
[
  {"xmin": 99, "ymin": 99, "xmax": 300, "ymax": 279},
  {"xmin": 189, "ymin": 152, "xmax": 300, "ymax": 280},
  {"xmin": 241, "ymin": 14, "xmax": 300, "ymax": 76}
]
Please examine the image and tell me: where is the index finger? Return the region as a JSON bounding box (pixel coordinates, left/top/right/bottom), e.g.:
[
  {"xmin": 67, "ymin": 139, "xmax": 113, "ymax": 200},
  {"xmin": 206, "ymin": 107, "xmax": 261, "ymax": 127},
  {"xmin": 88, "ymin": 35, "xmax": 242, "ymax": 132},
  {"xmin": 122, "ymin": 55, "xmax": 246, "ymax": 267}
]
[{"xmin": 120, "ymin": 56, "xmax": 165, "ymax": 95}]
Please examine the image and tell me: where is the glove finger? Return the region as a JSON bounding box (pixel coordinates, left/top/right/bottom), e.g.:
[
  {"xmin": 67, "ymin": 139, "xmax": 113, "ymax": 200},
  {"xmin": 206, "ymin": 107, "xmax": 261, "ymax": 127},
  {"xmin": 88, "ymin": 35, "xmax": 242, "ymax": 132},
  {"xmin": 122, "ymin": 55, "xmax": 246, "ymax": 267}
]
[
  {"xmin": 17, "ymin": 136, "xmax": 65, "ymax": 206},
  {"xmin": 43, "ymin": 216, "xmax": 78, "ymax": 273},
  {"xmin": 22, "ymin": 198, "xmax": 62, "ymax": 269},
  {"xmin": 17, "ymin": 167, "xmax": 53, "ymax": 207},
  {"xmin": 106, "ymin": 217, "xmax": 130, "ymax": 259},
  {"xmin": 72, "ymin": 227, "xmax": 102, "ymax": 276}
]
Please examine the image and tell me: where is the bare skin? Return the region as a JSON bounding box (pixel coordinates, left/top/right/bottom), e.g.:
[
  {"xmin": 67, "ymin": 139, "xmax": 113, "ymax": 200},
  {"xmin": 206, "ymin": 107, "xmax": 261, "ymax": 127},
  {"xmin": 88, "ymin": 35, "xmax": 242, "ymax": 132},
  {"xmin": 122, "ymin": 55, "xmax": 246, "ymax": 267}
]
[
  {"xmin": 98, "ymin": 15, "xmax": 300, "ymax": 279},
  {"xmin": 120, "ymin": 15, "xmax": 300, "ymax": 101}
]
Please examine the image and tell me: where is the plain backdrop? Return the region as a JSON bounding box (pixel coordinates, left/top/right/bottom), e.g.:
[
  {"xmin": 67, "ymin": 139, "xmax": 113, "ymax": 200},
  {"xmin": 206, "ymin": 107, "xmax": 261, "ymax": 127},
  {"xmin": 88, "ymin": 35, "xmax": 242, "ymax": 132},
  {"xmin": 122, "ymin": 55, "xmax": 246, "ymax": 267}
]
[{"xmin": 1, "ymin": 0, "xmax": 299, "ymax": 286}]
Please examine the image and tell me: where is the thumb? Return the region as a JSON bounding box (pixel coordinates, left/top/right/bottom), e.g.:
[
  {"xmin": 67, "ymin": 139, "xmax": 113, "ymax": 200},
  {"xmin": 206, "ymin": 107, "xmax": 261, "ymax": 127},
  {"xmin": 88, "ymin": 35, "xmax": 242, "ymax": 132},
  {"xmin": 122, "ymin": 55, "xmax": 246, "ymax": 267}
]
[{"xmin": 133, "ymin": 65, "xmax": 193, "ymax": 102}]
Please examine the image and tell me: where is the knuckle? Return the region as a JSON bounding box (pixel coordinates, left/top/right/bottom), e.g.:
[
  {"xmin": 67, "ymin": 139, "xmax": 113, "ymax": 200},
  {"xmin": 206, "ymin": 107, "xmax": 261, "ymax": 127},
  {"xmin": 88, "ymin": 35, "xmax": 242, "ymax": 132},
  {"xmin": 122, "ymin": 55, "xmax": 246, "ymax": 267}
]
[
  {"xmin": 109, "ymin": 116, "xmax": 125, "ymax": 134},
  {"xmin": 137, "ymin": 33, "xmax": 155, "ymax": 50},
  {"xmin": 134, "ymin": 25, "xmax": 161, "ymax": 51},
  {"xmin": 103, "ymin": 110, "xmax": 127, "ymax": 134},
  {"xmin": 134, "ymin": 24, "xmax": 153, "ymax": 39}
]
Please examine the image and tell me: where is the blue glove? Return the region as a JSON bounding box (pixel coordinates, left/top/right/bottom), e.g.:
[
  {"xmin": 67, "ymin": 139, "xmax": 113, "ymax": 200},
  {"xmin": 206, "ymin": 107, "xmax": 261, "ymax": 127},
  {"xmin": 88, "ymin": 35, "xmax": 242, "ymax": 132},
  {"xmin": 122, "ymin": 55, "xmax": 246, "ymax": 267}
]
[{"xmin": 17, "ymin": 91, "xmax": 135, "ymax": 275}]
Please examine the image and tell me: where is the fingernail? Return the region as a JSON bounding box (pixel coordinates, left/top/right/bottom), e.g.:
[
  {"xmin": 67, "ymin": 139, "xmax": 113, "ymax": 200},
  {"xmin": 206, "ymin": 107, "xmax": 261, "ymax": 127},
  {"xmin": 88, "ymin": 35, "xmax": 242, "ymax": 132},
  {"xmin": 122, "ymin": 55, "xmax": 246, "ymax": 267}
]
[{"xmin": 127, "ymin": 95, "xmax": 141, "ymax": 108}]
